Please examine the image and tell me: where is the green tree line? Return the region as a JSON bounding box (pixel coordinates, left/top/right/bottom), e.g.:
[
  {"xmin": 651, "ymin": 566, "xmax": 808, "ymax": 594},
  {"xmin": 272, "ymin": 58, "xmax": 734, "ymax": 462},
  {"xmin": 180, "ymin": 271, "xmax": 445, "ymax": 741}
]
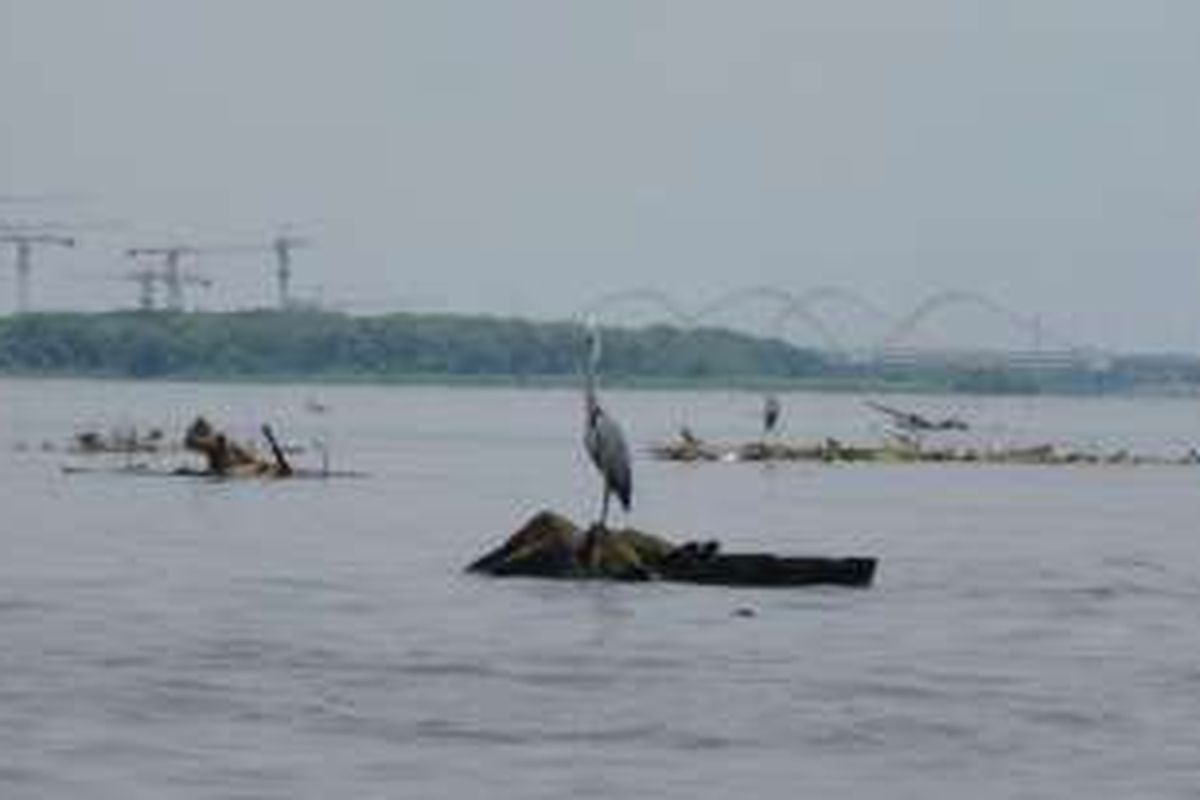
[
  {"xmin": 0, "ymin": 311, "xmax": 828, "ymax": 382},
  {"xmin": 1, "ymin": 311, "xmax": 1196, "ymax": 394}
]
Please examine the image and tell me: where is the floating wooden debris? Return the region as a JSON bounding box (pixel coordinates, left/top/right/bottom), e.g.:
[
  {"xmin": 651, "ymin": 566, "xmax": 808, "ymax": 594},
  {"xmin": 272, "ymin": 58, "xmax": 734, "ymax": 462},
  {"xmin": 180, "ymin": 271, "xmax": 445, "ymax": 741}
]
[
  {"xmin": 60, "ymin": 463, "xmax": 365, "ymax": 479},
  {"xmin": 70, "ymin": 427, "xmax": 166, "ymax": 454},
  {"xmin": 183, "ymin": 416, "xmax": 293, "ymax": 477},
  {"xmin": 865, "ymin": 400, "xmax": 969, "ymax": 433},
  {"xmin": 467, "ymin": 510, "xmax": 876, "ymax": 588},
  {"xmin": 649, "ymin": 434, "xmax": 1200, "ymax": 467},
  {"xmin": 61, "ymin": 416, "xmax": 362, "ymax": 480}
]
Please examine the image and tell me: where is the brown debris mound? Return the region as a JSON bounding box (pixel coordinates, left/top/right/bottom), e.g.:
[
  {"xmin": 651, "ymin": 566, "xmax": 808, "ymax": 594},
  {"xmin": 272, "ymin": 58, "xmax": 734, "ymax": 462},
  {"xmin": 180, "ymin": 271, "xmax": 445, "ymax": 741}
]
[
  {"xmin": 467, "ymin": 510, "xmax": 876, "ymax": 587},
  {"xmin": 183, "ymin": 416, "xmax": 292, "ymax": 477}
]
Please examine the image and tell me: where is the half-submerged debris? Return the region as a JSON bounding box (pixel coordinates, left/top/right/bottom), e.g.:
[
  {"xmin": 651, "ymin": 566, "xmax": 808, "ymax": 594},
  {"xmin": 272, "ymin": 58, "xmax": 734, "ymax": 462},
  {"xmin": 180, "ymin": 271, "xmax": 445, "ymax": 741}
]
[
  {"xmin": 62, "ymin": 416, "xmax": 363, "ymax": 479},
  {"xmin": 177, "ymin": 416, "xmax": 363, "ymax": 477},
  {"xmin": 70, "ymin": 426, "xmax": 166, "ymax": 454},
  {"xmin": 865, "ymin": 400, "xmax": 969, "ymax": 433},
  {"xmin": 183, "ymin": 416, "xmax": 290, "ymax": 477},
  {"xmin": 467, "ymin": 510, "xmax": 876, "ymax": 588},
  {"xmin": 650, "ymin": 431, "xmax": 1199, "ymax": 467}
]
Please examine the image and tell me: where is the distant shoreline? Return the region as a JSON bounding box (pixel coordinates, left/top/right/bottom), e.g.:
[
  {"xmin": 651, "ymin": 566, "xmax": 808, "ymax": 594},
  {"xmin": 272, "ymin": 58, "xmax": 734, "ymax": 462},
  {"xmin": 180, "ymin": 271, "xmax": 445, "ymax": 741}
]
[
  {"xmin": 1, "ymin": 310, "xmax": 1197, "ymax": 397},
  {"xmin": 0, "ymin": 369, "xmax": 945, "ymax": 394},
  {"xmin": 4, "ymin": 367, "xmax": 1198, "ymax": 399}
]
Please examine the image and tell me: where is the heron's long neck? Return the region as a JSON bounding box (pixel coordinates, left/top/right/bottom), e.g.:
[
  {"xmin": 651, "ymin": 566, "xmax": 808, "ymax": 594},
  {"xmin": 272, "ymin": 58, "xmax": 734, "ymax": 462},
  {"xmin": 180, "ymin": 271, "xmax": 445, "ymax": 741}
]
[
  {"xmin": 583, "ymin": 331, "xmax": 601, "ymax": 417},
  {"xmin": 584, "ymin": 362, "xmax": 599, "ymax": 417}
]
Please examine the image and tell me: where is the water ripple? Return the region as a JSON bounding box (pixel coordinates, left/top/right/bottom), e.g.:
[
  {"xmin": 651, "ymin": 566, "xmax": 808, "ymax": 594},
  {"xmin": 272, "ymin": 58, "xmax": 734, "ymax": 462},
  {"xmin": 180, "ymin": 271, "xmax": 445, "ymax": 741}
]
[{"xmin": 0, "ymin": 597, "xmax": 49, "ymax": 615}]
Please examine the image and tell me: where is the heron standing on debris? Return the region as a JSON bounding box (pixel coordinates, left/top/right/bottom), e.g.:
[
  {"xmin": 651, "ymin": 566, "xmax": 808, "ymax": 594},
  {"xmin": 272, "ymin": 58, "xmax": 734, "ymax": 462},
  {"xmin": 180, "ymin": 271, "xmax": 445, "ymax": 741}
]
[
  {"xmin": 763, "ymin": 394, "xmax": 781, "ymax": 437},
  {"xmin": 582, "ymin": 319, "xmax": 632, "ymax": 529}
]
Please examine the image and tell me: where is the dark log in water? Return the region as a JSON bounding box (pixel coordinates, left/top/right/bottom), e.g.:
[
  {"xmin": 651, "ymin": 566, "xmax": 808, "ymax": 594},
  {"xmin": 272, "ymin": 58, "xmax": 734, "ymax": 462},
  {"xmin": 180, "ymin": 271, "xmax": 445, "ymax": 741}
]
[{"xmin": 467, "ymin": 510, "xmax": 876, "ymax": 588}]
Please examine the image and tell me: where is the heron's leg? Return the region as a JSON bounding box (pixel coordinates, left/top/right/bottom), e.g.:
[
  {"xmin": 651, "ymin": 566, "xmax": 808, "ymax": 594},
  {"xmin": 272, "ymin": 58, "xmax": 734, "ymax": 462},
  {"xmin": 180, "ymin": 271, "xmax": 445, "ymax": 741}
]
[{"xmin": 599, "ymin": 486, "xmax": 611, "ymax": 531}]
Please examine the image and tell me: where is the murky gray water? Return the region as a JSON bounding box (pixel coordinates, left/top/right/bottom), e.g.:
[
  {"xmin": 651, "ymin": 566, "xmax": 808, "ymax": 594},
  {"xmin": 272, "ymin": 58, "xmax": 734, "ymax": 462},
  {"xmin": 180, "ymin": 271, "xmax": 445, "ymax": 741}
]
[{"xmin": 2, "ymin": 379, "xmax": 1199, "ymax": 798}]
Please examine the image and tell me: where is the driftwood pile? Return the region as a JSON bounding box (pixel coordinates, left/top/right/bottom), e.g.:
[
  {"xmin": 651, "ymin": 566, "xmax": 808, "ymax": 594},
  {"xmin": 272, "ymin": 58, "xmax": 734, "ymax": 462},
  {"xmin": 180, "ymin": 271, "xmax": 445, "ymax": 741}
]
[{"xmin": 183, "ymin": 416, "xmax": 293, "ymax": 477}]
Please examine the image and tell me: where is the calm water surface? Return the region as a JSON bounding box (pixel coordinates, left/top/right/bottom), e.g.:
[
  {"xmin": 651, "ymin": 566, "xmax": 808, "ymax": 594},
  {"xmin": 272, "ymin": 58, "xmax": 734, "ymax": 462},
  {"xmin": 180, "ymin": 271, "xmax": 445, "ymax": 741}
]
[{"xmin": 2, "ymin": 379, "xmax": 1199, "ymax": 798}]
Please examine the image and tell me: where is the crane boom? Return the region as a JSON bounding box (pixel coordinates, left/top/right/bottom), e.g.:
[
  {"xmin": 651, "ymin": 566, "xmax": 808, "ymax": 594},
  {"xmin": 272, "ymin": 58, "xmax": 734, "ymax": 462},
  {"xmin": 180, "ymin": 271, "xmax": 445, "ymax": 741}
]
[
  {"xmin": 199, "ymin": 233, "xmax": 311, "ymax": 309},
  {"xmin": 125, "ymin": 245, "xmax": 212, "ymax": 311},
  {"xmin": 1, "ymin": 233, "xmax": 76, "ymax": 313}
]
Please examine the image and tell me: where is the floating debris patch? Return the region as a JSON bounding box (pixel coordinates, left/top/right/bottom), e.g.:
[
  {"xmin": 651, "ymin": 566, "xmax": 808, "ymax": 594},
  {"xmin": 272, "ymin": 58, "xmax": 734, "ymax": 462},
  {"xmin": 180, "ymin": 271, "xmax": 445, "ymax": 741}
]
[{"xmin": 649, "ymin": 434, "xmax": 1200, "ymax": 467}]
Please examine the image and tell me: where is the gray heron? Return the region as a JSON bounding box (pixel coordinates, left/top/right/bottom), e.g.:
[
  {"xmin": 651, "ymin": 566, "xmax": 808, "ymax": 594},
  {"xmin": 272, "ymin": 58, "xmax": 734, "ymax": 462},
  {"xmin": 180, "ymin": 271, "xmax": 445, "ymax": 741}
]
[
  {"xmin": 763, "ymin": 394, "xmax": 781, "ymax": 436},
  {"xmin": 582, "ymin": 320, "xmax": 632, "ymax": 530}
]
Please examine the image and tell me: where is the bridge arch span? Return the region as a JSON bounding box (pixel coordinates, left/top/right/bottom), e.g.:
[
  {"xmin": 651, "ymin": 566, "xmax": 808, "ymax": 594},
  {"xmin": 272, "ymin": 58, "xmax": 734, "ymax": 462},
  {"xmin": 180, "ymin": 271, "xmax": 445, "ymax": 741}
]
[
  {"xmin": 880, "ymin": 289, "xmax": 1055, "ymax": 352},
  {"xmin": 691, "ymin": 285, "xmax": 844, "ymax": 351},
  {"xmin": 575, "ymin": 288, "xmax": 691, "ymax": 327}
]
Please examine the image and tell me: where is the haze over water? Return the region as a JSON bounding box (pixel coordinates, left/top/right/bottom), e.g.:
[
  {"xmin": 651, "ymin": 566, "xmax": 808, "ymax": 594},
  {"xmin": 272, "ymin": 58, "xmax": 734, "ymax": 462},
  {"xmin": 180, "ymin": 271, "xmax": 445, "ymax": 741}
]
[
  {"xmin": 5, "ymin": 3, "xmax": 1200, "ymax": 351},
  {"xmin": 2, "ymin": 378, "xmax": 1199, "ymax": 797}
]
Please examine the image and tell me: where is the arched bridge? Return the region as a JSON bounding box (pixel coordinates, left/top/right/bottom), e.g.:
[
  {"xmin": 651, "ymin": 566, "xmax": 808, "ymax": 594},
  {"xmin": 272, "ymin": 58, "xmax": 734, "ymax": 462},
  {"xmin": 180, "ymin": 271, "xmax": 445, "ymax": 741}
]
[{"xmin": 576, "ymin": 286, "xmax": 1108, "ymax": 369}]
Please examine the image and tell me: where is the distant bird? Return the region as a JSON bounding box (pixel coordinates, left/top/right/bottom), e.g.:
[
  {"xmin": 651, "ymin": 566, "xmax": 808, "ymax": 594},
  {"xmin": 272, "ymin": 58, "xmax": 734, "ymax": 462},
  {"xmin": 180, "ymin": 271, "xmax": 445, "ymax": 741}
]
[
  {"xmin": 763, "ymin": 394, "xmax": 781, "ymax": 437},
  {"xmin": 582, "ymin": 320, "xmax": 632, "ymax": 530},
  {"xmin": 303, "ymin": 397, "xmax": 329, "ymax": 414},
  {"xmin": 679, "ymin": 425, "xmax": 701, "ymax": 447}
]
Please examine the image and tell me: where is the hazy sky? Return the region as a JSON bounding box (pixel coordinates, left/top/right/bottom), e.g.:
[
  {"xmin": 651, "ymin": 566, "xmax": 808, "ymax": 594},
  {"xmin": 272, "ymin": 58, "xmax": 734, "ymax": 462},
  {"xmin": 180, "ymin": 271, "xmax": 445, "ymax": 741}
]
[{"xmin": 2, "ymin": 1, "xmax": 1198, "ymax": 352}]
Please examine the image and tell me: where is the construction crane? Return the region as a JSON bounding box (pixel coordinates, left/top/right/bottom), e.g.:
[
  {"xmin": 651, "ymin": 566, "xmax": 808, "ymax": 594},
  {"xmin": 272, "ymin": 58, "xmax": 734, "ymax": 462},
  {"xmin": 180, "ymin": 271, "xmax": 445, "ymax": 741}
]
[
  {"xmin": 270, "ymin": 234, "xmax": 308, "ymax": 310},
  {"xmin": 0, "ymin": 232, "xmax": 76, "ymax": 313},
  {"xmin": 218, "ymin": 234, "xmax": 310, "ymax": 310},
  {"xmin": 120, "ymin": 262, "xmax": 213, "ymax": 312},
  {"xmin": 125, "ymin": 246, "xmax": 215, "ymax": 311},
  {"xmin": 122, "ymin": 267, "xmax": 161, "ymax": 311}
]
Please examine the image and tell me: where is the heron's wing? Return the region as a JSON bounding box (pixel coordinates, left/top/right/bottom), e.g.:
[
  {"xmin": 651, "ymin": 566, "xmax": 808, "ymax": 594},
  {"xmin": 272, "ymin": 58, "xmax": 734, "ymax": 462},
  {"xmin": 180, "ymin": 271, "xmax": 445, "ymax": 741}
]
[
  {"xmin": 593, "ymin": 411, "xmax": 632, "ymax": 510},
  {"xmin": 764, "ymin": 396, "xmax": 781, "ymax": 429}
]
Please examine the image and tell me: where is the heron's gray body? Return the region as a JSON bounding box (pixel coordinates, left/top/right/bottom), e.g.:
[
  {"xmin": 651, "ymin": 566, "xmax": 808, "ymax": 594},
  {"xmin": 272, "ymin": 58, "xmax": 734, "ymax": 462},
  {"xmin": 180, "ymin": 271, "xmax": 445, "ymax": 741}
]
[{"xmin": 585, "ymin": 403, "xmax": 632, "ymax": 513}]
